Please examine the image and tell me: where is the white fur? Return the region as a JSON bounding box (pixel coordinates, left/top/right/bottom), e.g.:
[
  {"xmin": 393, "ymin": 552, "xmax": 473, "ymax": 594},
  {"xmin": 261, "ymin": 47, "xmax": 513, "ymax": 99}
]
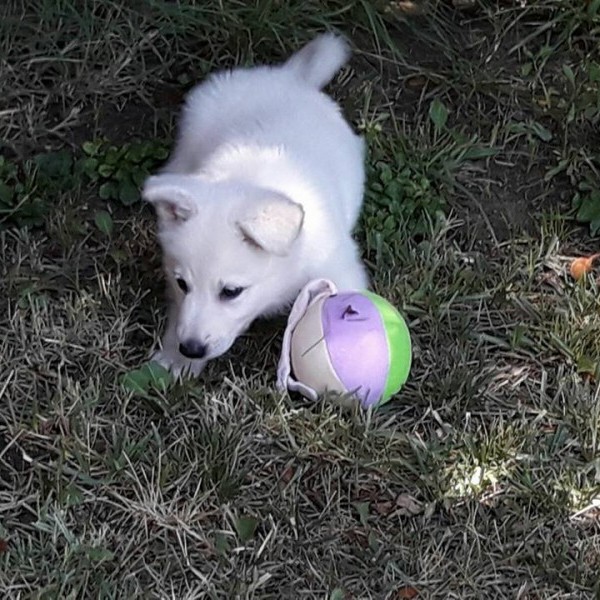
[{"xmin": 143, "ymin": 33, "xmax": 368, "ymax": 376}]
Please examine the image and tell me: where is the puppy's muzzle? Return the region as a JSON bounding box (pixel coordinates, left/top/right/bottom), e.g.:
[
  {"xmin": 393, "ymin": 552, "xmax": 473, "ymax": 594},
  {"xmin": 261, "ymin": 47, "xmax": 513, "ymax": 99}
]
[{"xmin": 179, "ymin": 340, "xmax": 208, "ymax": 359}]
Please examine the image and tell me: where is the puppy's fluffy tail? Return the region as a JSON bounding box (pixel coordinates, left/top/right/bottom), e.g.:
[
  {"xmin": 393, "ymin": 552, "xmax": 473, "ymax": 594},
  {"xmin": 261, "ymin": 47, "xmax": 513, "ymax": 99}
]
[{"xmin": 284, "ymin": 33, "xmax": 350, "ymax": 89}]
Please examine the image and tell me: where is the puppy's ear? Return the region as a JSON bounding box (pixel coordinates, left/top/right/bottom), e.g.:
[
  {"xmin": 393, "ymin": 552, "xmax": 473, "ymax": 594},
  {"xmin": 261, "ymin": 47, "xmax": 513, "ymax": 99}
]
[
  {"xmin": 142, "ymin": 174, "xmax": 199, "ymax": 224},
  {"xmin": 237, "ymin": 191, "xmax": 304, "ymax": 256}
]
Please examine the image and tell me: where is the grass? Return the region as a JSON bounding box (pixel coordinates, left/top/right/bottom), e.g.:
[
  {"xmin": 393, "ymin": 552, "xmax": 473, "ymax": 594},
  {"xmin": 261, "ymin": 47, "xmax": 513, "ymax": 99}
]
[{"xmin": 1, "ymin": 0, "xmax": 600, "ymax": 598}]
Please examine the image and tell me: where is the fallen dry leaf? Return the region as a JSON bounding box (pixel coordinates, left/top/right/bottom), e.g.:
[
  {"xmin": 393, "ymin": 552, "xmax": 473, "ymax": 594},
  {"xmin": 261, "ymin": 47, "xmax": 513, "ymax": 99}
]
[
  {"xmin": 280, "ymin": 465, "xmax": 294, "ymax": 484},
  {"xmin": 570, "ymin": 254, "xmax": 600, "ymax": 280},
  {"xmin": 374, "ymin": 494, "xmax": 423, "ymax": 517},
  {"xmin": 395, "ymin": 493, "xmax": 423, "ymax": 515},
  {"xmin": 0, "ymin": 539, "xmax": 8, "ymax": 553},
  {"xmin": 385, "ymin": 1, "xmax": 425, "ymax": 16},
  {"xmin": 395, "ymin": 585, "xmax": 419, "ymax": 599},
  {"xmin": 405, "ymin": 75, "xmax": 428, "ymax": 90}
]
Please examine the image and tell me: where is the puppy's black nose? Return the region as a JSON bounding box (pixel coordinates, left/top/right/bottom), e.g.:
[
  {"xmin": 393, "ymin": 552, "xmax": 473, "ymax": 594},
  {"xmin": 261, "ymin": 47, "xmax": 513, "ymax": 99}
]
[{"xmin": 179, "ymin": 340, "xmax": 208, "ymax": 359}]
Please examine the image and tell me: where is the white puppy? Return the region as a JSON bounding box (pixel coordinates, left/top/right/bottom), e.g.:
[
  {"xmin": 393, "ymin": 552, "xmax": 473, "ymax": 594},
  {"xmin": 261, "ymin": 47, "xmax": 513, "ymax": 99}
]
[{"xmin": 143, "ymin": 33, "xmax": 368, "ymax": 376}]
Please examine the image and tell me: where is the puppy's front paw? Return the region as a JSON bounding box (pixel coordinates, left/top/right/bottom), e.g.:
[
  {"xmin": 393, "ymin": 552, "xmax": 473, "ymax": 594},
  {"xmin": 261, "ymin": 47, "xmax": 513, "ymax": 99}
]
[{"xmin": 152, "ymin": 349, "xmax": 206, "ymax": 378}]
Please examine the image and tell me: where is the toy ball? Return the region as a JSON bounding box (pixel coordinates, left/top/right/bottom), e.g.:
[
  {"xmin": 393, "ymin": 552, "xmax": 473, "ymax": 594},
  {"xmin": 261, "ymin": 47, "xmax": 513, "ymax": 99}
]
[{"xmin": 277, "ymin": 280, "xmax": 411, "ymax": 409}]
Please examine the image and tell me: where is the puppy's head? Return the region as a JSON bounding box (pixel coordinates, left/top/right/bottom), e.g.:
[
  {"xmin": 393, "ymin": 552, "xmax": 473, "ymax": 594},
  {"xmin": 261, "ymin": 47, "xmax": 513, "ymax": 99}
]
[{"xmin": 143, "ymin": 174, "xmax": 304, "ymax": 360}]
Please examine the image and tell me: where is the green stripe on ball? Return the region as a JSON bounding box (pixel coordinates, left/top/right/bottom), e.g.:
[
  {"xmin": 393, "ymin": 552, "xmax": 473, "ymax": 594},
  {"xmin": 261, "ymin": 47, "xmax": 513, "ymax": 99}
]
[{"xmin": 363, "ymin": 291, "xmax": 412, "ymax": 406}]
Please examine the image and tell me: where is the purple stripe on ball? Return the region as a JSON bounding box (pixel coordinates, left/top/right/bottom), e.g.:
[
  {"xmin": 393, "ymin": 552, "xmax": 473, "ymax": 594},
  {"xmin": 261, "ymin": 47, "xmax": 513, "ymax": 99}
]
[{"xmin": 321, "ymin": 292, "xmax": 389, "ymax": 407}]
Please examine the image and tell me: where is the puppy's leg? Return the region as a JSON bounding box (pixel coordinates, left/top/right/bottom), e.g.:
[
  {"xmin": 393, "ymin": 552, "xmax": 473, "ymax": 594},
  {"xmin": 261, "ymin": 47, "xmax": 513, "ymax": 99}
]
[{"xmin": 153, "ymin": 303, "xmax": 206, "ymax": 377}]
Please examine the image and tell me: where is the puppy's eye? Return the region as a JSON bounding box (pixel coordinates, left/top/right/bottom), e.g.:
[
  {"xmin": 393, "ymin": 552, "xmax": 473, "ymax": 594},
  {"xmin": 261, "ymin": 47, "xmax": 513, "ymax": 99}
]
[
  {"xmin": 220, "ymin": 286, "xmax": 245, "ymax": 301},
  {"xmin": 175, "ymin": 277, "xmax": 189, "ymax": 294}
]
